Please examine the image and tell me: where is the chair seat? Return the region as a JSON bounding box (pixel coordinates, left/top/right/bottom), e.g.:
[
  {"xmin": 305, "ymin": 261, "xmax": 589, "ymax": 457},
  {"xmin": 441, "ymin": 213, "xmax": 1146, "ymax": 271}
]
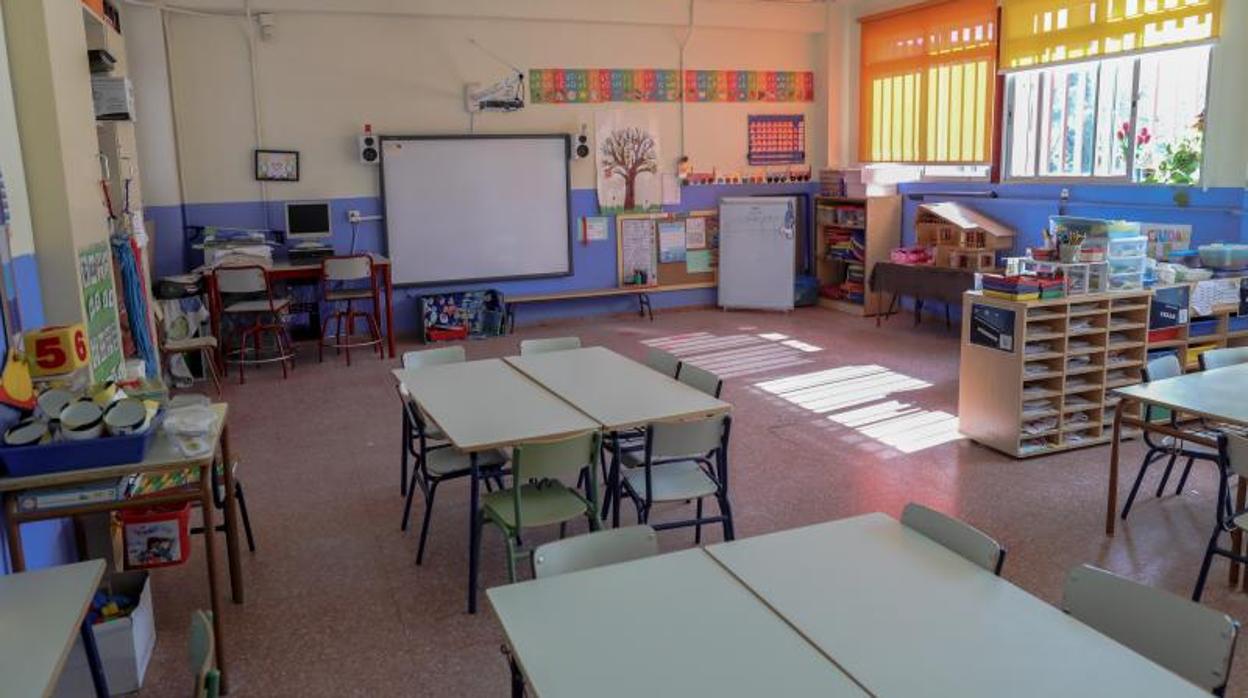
[
  {"xmin": 424, "ymin": 447, "xmax": 507, "ymax": 477},
  {"xmin": 224, "ymin": 298, "xmax": 290, "ymax": 314},
  {"xmin": 325, "ymin": 289, "xmax": 375, "ymax": 302},
  {"xmin": 623, "ymin": 461, "xmax": 718, "ymax": 502},
  {"xmin": 482, "ymin": 481, "xmax": 588, "ymax": 530},
  {"xmin": 164, "ymin": 335, "xmax": 219, "ymax": 352}
]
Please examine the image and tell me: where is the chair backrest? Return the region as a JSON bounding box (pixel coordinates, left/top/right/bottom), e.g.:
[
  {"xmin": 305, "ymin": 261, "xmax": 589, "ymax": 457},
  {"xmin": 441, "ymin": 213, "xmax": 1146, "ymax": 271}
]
[
  {"xmin": 214, "ymin": 265, "xmax": 268, "ymax": 295},
  {"xmin": 322, "ymin": 255, "xmax": 373, "ymax": 282},
  {"xmin": 1223, "ymin": 433, "xmax": 1248, "ymax": 481},
  {"xmin": 1200, "ymin": 346, "xmax": 1248, "ymax": 372},
  {"xmin": 520, "ymin": 336, "xmax": 581, "ymax": 355},
  {"xmin": 1143, "ymin": 354, "xmax": 1183, "ymax": 383},
  {"xmin": 512, "ymin": 431, "xmax": 600, "ymax": 482},
  {"xmin": 901, "ymin": 503, "xmax": 1005, "ymax": 575},
  {"xmin": 1062, "ymin": 564, "xmax": 1238, "ymax": 693},
  {"xmin": 402, "ymin": 346, "xmax": 466, "ymax": 370},
  {"xmin": 649, "ymin": 414, "xmax": 729, "ymax": 460},
  {"xmin": 533, "ymin": 525, "xmax": 659, "ymax": 579},
  {"xmin": 644, "ymin": 347, "xmax": 682, "ymax": 379},
  {"xmin": 678, "ymin": 363, "xmax": 723, "ymax": 398},
  {"xmin": 189, "ymin": 610, "xmax": 220, "ymax": 698}
]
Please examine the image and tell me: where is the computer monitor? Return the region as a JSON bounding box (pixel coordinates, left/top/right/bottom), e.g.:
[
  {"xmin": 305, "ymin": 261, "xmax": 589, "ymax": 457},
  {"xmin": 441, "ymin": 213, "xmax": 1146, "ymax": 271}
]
[{"xmin": 285, "ymin": 201, "xmax": 331, "ymax": 242}]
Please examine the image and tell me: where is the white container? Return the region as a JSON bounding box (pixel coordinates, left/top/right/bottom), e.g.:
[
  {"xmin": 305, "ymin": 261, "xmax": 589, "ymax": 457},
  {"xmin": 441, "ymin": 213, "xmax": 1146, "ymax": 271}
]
[
  {"xmin": 53, "ymin": 571, "xmax": 156, "ymax": 697},
  {"xmin": 1106, "ymin": 255, "xmax": 1147, "ymax": 276},
  {"xmin": 1106, "ymin": 236, "xmax": 1148, "ymax": 260},
  {"xmin": 1109, "ymin": 271, "xmax": 1145, "ymax": 291}
]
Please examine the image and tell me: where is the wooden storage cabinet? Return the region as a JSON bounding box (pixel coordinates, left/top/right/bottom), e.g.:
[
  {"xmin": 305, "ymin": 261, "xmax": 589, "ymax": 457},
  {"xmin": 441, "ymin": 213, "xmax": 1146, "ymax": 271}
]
[
  {"xmin": 959, "ymin": 290, "xmax": 1150, "ymax": 458},
  {"xmin": 814, "ymin": 195, "xmax": 900, "ymax": 317}
]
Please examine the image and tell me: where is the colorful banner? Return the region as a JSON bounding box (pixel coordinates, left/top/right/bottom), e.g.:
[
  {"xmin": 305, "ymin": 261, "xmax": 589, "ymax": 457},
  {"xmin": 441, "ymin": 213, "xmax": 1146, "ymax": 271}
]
[
  {"xmin": 748, "ymin": 114, "xmax": 806, "ymax": 165},
  {"xmin": 530, "ymin": 69, "xmax": 814, "ymax": 103}
]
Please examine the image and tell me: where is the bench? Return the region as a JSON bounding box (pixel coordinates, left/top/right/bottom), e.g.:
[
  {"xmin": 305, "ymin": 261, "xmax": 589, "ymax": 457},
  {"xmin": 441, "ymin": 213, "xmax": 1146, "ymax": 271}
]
[{"xmin": 505, "ymin": 282, "xmax": 715, "ymax": 332}]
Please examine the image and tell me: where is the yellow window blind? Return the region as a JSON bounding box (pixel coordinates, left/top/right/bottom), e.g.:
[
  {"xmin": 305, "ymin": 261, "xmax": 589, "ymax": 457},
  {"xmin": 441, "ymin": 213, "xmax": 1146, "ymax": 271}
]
[
  {"xmin": 859, "ymin": 0, "xmax": 998, "ymax": 164},
  {"xmin": 1001, "ymin": 0, "xmax": 1222, "ymax": 69}
]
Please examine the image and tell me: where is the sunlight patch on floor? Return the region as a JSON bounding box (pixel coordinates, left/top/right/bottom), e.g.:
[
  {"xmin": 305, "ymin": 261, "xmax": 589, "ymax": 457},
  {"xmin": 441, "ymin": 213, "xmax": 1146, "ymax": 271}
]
[{"xmin": 642, "ymin": 331, "xmax": 821, "ymax": 379}]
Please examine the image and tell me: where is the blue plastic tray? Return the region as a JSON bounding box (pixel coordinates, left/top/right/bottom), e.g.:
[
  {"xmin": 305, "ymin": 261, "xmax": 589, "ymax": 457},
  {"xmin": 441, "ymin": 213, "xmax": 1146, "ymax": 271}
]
[
  {"xmin": 0, "ymin": 414, "xmax": 163, "ymax": 478},
  {"xmin": 1189, "ymin": 319, "xmax": 1219, "ymax": 338}
]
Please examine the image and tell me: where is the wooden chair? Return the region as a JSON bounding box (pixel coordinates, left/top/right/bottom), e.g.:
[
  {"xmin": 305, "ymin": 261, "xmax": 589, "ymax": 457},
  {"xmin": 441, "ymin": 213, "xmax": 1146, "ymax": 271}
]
[
  {"xmin": 519, "ymin": 336, "xmax": 581, "ymax": 355},
  {"xmin": 397, "ymin": 347, "xmax": 465, "ymax": 495},
  {"xmin": 212, "ymin": 265, "xmax": 295, "ymax": 384},
  {"xmin": 189, "ymin": 610, "xmax": 220, "ymax": 698},
  {"xmin": 474, "ymin": 431, "xmax": 601, "ymax": 584},
  {"xmin": 677, "ymin": 363, "xmax": 723, "ymax": 398},
  {"xmin": 901, "ymin": 502, "xmax": 1005, "ymax": 575},
  {"xmin": 1066, "ymin": 564, "xmax": 1237, "ymax": 695},
  {"xmin": 620, "ymin": 414, "xmax": 734, "ymax": 544},
  {"xmin": 319, "ymin": 255, "xmax": 383, "ymax": 366},
  {"xmin": 154, "ymin": 303, "xmax": 222, "ymax": 396}
]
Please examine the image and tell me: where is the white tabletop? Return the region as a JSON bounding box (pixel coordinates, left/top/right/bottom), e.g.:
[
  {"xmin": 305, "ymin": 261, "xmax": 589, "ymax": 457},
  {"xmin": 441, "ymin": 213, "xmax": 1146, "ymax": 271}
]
[
  {"xmin": 487, "ymin": 548, "xmax": 868, "ymax": 698},
  {"xmin": 504, "ymin": 347, "xmax": 730, "ymax": 430},
  {"xmin": 0, "ymin": 559, "xmax": 105, "ymax": 698},
  {"xmin": 393, "ymin": 359, "xmax": 599, "ymax": 451},
  {"xmin": 706, "ymin": 513, "xmax": 1206, "ymax": 698},
  {"xmin": 1113, "ymin": 363, "xmax": 1248, "ymax": 426}
]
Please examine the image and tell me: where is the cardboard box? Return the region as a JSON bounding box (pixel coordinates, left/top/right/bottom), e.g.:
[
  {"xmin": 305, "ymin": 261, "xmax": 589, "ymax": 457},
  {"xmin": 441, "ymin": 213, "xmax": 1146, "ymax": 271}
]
[{"xmin": 53, "ymin": 571, "xmax": 156, "ymax": 697}]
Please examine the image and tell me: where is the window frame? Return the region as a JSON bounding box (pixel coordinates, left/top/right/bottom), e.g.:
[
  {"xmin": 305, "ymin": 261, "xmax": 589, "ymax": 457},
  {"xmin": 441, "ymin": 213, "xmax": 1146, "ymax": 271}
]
[{"xmin": 1001, "ymin": 44, "xmax": 1213, "ymax": 186}]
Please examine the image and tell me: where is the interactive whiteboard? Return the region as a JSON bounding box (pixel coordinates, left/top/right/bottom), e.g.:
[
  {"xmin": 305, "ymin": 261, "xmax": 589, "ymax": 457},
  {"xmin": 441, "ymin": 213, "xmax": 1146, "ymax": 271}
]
[{"xmin": 380, "ymin": 135, "xmax": 572, "ymax": 285}]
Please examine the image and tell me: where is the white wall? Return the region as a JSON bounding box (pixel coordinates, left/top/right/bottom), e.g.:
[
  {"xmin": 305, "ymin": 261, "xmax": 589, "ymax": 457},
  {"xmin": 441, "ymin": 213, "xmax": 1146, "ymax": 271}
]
[{"xmin": 135, "ymin": 0, "xmax": 828, "ymax": 206}]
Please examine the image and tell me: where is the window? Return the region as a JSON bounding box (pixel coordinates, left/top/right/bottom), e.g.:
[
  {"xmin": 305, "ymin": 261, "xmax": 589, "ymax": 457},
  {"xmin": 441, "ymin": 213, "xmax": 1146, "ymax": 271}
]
[
  {"xmin": 1003, "ymin": 45, "xmax": 1210, "ymax": 182},
  {"xmin": 999, "ymin": 0, "xmax": 1221, "ymax": 183},
  {"xmin": 859, "ymin": 0, "xmax": 997, "ymax": 164}
]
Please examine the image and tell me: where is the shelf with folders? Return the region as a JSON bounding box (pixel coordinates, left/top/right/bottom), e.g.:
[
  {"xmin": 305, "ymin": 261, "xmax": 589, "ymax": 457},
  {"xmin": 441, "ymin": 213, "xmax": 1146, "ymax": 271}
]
[
  {"xmin": 814, "ymin": 195, "xmax": 900, "ymax": 317},
  {"xmin": 958, "ymin": 290, "xmax": 1151, "ymax": 458}
]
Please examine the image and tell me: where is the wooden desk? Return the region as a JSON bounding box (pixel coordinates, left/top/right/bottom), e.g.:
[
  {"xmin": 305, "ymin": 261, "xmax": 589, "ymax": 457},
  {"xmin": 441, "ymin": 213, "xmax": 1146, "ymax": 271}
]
[
  {"xmin": 1107, "ymin": 364, "xmax": 1248, "ymax": 587},
  {"xmin": 0, "ymin": 559, "xmax": 108, "ymax": 697},
  {"xmin": 393, "ymin": 360, "xmax": 599, "ymax": 612},
  {"xmin": 707, "ymin": 513, "xmax": 1205, "ymax": 698},
  {"xmin": 1, "ymin": 404, "xmax": 240, "ymax": 692},
  {"xmin": 487, "ymin": 549, "xmax": 869, "ymax": 698},
  {"xmin": 207, "ymin": 254, "xmax": 396, "ymax": 359},
  {"xmin": 504, "ymin": 347, "xmax": 731, "ymax": 525}
]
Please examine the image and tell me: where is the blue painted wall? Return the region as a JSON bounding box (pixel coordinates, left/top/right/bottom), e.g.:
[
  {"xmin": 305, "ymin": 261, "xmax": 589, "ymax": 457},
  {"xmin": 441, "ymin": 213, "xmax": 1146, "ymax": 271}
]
[{"xmin": 148, "ymin": 182, "xmax": 822, "ymax": 333}]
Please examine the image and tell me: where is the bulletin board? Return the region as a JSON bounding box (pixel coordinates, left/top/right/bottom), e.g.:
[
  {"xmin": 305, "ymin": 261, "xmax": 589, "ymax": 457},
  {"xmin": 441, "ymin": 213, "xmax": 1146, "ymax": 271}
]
[{"xmin": 616, "ymin": 210, "xmax": 718, "ymax": 289}]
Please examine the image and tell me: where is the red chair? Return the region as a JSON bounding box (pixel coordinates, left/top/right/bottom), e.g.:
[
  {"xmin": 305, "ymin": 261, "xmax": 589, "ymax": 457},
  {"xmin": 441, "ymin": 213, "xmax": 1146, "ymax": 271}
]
[
  {"xmin": 211, "ymin": 265, "xmax": 295, "ymax": 384},
  {"xmin": 319, "ymin": 255, "xmax": 383, "ymax": 365}
]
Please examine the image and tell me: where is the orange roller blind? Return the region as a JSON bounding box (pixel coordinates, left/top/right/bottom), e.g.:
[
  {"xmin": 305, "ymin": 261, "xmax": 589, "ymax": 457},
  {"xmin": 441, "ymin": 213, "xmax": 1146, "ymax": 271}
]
[
  {"xmin": 859, "ymin": 0, "xmax": 998, "ymax": 164},
  {"xmin": 1001, "ymin": 0, "xmax": 1222, "ymax": 70}
]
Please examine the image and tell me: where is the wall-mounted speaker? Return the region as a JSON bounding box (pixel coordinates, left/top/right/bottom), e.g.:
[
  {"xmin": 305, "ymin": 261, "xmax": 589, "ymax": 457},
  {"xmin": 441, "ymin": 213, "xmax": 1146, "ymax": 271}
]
[
  {"xmin": 358, "ymin": 124, "xmax": 379, "ymax": 165},
  {"xmin": 572, "ymin": 124, "xmax": 591, "ymax": 160}
]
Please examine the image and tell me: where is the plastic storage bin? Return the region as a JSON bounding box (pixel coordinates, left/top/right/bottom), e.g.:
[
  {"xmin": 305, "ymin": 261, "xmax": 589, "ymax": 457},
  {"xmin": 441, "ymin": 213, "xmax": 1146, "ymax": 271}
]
[
  {"xmin": 1229, "ymin": 315, "xmax": 1248, "ymax": 333},
  {"xmin": 1108, "ymin": 272, "xmax": 1144, "ymax": 291},
  {"xmin": 1107, "ymin": 256, "xmax": 1147, "ymax": 275},
  {"xmin": 120, "ymin": 503, "xmax": 192, "ymax": 569},
  {"xmin": 1198, "ymin": 244, "xmax": 1248, "ymax": 271},
  {"xmin": 1107, "ymin": 236, "xmax": 1148, "ymax": 259},
  {"xmin": 0, "ymin": 415, "xmax": 162, "ymax": 477},
  {"xmin": 1188, "ymin": 319, "xmax": 1219, "ymax": 337}
]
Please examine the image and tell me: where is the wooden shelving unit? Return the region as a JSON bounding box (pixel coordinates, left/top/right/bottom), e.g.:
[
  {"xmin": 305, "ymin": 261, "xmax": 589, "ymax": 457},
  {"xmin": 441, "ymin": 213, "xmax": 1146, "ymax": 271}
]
[
  {"xmin": 959, "ymin": 290, "xmax": 1151, "ymax": 458},
  {"xmin": 814, "ymin": 195, "xmax": 900, "ymax": 317}
]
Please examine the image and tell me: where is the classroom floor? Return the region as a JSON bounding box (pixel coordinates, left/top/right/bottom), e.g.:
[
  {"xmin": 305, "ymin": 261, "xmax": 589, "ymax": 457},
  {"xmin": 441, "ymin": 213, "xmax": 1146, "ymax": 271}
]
[{"xmin": 134, "ymin": 306, "xmax": 1248, "ymax": 697}]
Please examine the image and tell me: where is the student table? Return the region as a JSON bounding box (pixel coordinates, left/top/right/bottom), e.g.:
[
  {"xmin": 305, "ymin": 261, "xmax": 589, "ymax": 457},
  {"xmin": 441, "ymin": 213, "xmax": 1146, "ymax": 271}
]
[
  {"xmin": 0, "ymin": 559, "xmax": 109, "ymax": 697},
  {"xmin": 488, "ymin": 549, "xmax": 869, "ymax": 698},
  {"xmin": 1106, "ymin": 364, "xmax": 1248, "ymax": 585},
  {"xmin": 0, "ymin": 404, "xmax": 241, "ymax": 692},
  {"xmin": 706, "ymin": 513, "xmax": 1204, "ymax": 697},
  {"xmin": 207, "ymin": 253, "xmax": 397, "ymax": 359},
  {"xmin": 393, "ymin": 359, "xmax": 599, "ymax": 613},
  {"xmin": 504, "ymin": 347, "xmax": 731, "ymax": 525}
]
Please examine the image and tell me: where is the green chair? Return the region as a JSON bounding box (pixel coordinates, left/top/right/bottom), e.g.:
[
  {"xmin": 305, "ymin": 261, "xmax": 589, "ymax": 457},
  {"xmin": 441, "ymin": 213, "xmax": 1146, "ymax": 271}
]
[
  {"xmin": 901, "ymin": 502, "xmax": 1006, "ymax": 575},
  {"xmin": 189, "ymin": 610, "xmax": 219, "ymax": 698},
  {"xmin": 398, "ymin": 346, "xmax": 465, "ymax": 495},
  {"xmin": 474, "ymin": 431, "xmax": 602, "ymax": 585},
  {"xmin": 519, "ymin": 336, "xmax": 581, "ymax": 355}
]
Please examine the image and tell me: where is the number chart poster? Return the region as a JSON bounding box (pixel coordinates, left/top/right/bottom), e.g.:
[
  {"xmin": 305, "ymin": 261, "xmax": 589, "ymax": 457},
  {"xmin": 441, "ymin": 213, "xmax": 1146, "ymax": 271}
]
[
  {"xmin": 529, "ymin": 69, "xmax": 815, "ymax": 103},
  {"xmin": 78, "ymin": 242, "xmax": 122, "ymax": 382},
  {"xmin": 748, "ymin": 114, "xmax": 806, "ymax": 165}
]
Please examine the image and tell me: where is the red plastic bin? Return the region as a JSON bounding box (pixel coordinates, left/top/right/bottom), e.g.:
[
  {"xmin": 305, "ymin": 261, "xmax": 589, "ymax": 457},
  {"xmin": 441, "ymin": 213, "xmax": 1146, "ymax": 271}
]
[{"xmin": 119, "ymin": 503, "xmax": 192, "ymax": 569}]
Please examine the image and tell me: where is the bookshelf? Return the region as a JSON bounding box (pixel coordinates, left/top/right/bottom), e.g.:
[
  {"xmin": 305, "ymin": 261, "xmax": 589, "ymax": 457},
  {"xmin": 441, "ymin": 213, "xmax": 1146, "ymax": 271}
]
[{"xmin": 814, "ymin": 195, "xmax": 900, "ymax": 317}]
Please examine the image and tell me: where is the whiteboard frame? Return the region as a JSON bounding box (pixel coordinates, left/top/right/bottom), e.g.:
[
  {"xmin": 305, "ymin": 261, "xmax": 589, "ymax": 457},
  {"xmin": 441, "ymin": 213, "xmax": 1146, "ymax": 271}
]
[{"xmin": 378, "ymin": 133, "xmax": 574, "ymax": 287}]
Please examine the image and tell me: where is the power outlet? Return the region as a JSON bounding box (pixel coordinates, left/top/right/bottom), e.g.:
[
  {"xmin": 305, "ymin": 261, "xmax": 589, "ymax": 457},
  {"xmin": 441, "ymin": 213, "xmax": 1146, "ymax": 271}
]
[{"xmin": 347, "ymin": 209, "xmax": 362, "ymax": 223}]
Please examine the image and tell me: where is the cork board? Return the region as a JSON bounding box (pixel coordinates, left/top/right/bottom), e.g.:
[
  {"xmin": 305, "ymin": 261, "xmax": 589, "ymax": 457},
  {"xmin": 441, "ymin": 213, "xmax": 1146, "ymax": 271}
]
[{"xmin": 616, "ymin": 210, "xmax": 717, "ymax": 289}]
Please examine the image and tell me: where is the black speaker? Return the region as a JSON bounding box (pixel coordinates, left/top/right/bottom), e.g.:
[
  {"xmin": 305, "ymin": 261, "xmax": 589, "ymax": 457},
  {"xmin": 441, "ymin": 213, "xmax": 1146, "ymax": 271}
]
[
  {"xmin": 573, "ymin": 124, "xmax": 590, "ymax": 160},
  {"xmin": 358, "ymin": 129, "xmax": 378, "ymax": 165}
]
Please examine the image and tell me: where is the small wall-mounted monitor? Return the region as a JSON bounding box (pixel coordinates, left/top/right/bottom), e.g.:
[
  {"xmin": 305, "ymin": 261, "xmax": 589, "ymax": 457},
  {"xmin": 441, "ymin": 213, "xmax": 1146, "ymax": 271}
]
[{"xmin": 285, "ymin": 201, "xmax": 331, "ymax": 241}]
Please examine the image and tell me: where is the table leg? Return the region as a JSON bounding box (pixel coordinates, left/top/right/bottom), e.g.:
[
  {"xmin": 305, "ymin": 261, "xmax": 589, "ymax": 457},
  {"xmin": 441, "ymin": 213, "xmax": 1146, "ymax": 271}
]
[
  {"xmin": 913, "ymin": 298, "xmax": 923, "ymax": 327},
  {"xmin": 382, "ymin": 265, "xmax": 396, "ymax": 358},
  {"xmin": 875, "ymin": 292, "xmax": 883, "ymax": 327},
  {"xmin": 207, "ymin": 274, "xmax": 224, "ymax": 375},
  {"xmin": 1232, "ymin": 477, "xmax": 1247, "ymax": 589},
  {"xmin": 1106, "ymin": 400, "xmax": 1125, "ymax": 535},
  {"xmin": 467, "ymin": 452, "xmax": 481, "ymax": 614},
  {"xmin": 81, "ymin": 616, "xmax": 110, "ymax": 697},
  {"xmin": 200, "ymin": 465, "xmax": 229, "ymax": 693},
  {"xmin": 3, "ymin": 493, "xmax": 24, "ymax": 572},
  {"xmin": 220, "ymin": 425, "xmax": 244, "ymax": 604},
  {"xmin": 610, "ymin": 434, "xmax": 623, "ymax": 529}
]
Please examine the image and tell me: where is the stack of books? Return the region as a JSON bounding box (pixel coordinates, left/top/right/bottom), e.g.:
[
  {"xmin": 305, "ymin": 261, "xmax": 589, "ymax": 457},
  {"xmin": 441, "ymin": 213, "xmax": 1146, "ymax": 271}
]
[{"xmin": 981, "ymin": 275, "xmax": 1041, "ymax": 301}]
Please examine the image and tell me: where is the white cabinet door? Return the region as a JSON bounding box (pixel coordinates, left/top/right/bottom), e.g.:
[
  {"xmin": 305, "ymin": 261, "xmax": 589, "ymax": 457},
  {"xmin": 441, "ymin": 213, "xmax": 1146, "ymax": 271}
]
[{"xmin": 718, "ymin": 197, "xmax": 796, "ymax": 311}]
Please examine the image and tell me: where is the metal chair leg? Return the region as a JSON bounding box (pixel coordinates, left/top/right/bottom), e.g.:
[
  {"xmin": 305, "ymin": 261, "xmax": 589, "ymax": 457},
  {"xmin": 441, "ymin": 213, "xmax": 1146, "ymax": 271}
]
[
  {"xmin": 234, "ymin": 481, "xmax": 257, "ymax": 552},
  {"xmin": 401, "ymin": 469, "xmax": 421, "ymax": 531},
  {"xmin": 1193, "ymin": 525, "xmax": 1223, "ymax": 602},
  {"xmin": 1174, "ymin": 456, "xmax": 1197, "ymax": 495},
  {"xmin": 1155, "ymin": 451, "xmax": 1179, "ymax": 497},
  {"xmin": 694, "ymin": 498, "xmax": 703, "ymax": 544},
  {"xmin": 415, "ymin": 480, "xmax": 440, "ymax": 565},
  {"xmin": 718, "ymin": 493, "xmax": 736, "ymax": 541},
  {"xmin": 1121, "ymin": 449, "xmax": 1165, "ymax": 520},
  {"xmin": 400, "ymin": 411, "xmax": 409, "ymax": 497}
]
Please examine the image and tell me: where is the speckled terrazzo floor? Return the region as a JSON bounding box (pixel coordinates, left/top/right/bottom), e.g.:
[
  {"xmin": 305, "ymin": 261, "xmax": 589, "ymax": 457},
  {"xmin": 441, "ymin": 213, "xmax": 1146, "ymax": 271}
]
[{"xmin": 128, "ymin": 306, "xmax": 1248, "ymax": 697}]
